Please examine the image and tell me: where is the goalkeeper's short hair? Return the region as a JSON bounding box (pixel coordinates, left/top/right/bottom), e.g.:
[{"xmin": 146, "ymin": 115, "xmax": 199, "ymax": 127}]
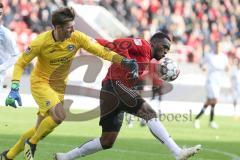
[{"xmin": 51, "ymin": 7, "xmax": 75, "ymax": 27}]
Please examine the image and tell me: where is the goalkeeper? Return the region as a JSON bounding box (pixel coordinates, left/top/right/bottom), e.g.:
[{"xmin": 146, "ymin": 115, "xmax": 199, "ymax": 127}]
[{"xmin": 1, "ymin": 7, "xmax": 138, "ymax": 160}]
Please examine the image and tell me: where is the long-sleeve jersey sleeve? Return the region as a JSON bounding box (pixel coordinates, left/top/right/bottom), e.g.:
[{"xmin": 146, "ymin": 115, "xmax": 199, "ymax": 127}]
[
  {"xmin": 12, "ymin": 38, "xmax": 41, "ymax": 81},
  {"xmin": 75, "ymin": 31, "xmax": 124, "ymax": 63}
]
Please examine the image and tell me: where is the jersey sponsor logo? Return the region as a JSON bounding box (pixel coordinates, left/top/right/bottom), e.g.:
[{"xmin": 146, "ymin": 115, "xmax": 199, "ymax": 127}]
[
  {"xmin": 50, "ymin": 57, "xmax": 70, "ymax": 65},
  {"xmin": 133, "ymin": 39, "xmax": 142, "ymax": 46},
  {"xmin": 103, "ymin": 41, "xmax": 132, "ymax": 51},
  {"xmin": 67, "ymin": 44, "xmax": 75, "ymax": 51},
  {"xmin": 24, "ymin": 47, "xmax": 31, "ymax": 55}
]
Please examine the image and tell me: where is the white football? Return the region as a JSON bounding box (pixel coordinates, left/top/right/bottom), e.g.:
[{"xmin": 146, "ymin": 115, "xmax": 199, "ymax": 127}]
[{"xmin": 157, "ymin": 57, "xmax": 180, "ymax": 82}]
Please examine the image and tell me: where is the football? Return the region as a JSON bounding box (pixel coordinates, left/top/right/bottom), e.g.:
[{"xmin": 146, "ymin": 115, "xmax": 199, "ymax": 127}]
[{"xmin": 157, "ymin": 57, "xmax": 180, "ymax": 82}]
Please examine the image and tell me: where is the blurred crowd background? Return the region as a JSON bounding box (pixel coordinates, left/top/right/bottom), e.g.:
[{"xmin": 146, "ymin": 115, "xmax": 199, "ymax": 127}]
[{"xmin": 1, "ymin": 0, "xmax": 240, "ymax": 63}]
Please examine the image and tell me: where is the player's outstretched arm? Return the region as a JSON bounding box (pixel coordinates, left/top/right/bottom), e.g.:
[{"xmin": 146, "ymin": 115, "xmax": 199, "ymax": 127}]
[
  {"xmin": 5, "ymin": 36, "xmax": 40, "ymax": 108},
  {"xmin": 78, "ymin": 32, "xmax": 138, "ymax": 78},
  {"xmin": 4, "ymin": 56, "xmax": 26, "ymax": 108}
]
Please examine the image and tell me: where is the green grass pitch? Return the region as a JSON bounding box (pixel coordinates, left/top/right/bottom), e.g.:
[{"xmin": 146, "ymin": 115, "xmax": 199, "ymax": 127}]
[{"xmin": 0, "ymin": 107, "xmax": 240, "ymax": 160}]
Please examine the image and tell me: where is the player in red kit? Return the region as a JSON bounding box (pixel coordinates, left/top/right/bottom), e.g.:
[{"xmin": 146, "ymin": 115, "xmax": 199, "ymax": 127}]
[{"xmin": 55, "ymin": 32, "xmax": 201, "ymax": 160}]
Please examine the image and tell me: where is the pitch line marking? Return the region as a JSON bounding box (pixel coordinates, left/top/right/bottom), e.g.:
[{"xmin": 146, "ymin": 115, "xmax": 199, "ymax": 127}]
[{"xmin": 0, "ymin": 138, "xmax": 239, "ymax": 159}]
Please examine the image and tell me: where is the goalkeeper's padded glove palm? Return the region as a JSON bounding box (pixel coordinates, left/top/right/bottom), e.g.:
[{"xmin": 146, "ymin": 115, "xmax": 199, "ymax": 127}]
[
  {"xmin": 121, "ymin": 58, "xmax": 139, "ymax": 79},
  {"xmin": 5, "ymin": 81, "xmax": 22, "ymax": 108}
]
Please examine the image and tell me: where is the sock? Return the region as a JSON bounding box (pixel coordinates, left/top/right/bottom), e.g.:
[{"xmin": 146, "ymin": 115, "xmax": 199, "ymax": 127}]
[
  {"xmin": 233, "ymin": 100, "xmax": 237, "ymax": 115},
  {"xmin": 195, "ymin": 104, "xmax": 207, "ymax": 119},
  {"xmin": 29, "ymin": 116, "xmax": 58, "ymax": 144},
  {"xmin": 147, "ymin": 118, "xmax": 181, "ymax": 156},
  {"xmin": 63, "ymin": 138, "xmax": 103, "ymax": 160},
  {"xmin": 7, "ymin": 128, "xmax": 35, "ymax": 159},
  {"xmin": 210, "ymin": 105, "xmax": 215, "ymax": 122}
]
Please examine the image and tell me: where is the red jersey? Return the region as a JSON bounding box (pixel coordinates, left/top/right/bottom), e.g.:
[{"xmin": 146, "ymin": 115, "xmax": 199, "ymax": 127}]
[{"xmin": 96, "ymin": 38, "xmax": 152, "ymax": 87}]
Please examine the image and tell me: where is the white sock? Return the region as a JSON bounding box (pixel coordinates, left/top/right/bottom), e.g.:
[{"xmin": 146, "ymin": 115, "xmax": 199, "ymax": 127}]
[
  {"xmin": 147, "ymin": 118, "xmax": 181, "ymax": 156},
  {"xmin": 64, "ymin": 138, "xmax": 103, "ymax": 160}
]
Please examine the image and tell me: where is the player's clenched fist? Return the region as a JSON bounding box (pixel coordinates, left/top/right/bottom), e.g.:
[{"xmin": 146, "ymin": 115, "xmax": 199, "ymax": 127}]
[{"xmin": 5, "ymin": 81, "xmax": 22, "ymax": 108}]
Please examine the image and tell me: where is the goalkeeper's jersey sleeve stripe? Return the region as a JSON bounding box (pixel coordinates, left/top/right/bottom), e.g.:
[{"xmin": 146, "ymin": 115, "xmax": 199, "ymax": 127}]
[{"xmin": 77, "ymin": 32, "xmax": 124, "ymax": 63}]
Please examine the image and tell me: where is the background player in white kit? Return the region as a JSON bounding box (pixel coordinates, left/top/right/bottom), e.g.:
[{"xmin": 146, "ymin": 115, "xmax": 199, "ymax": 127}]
[
  {"xmin": 194, "ymin": 43, "xmax": 229, "ymax": 129},
  {"xmin": 231, "ymin": 58, "xmax": 240, "ymax": 119},
  {"xmin": 0, "ymin": 3, "xmax": 20, "ymax": 93}
]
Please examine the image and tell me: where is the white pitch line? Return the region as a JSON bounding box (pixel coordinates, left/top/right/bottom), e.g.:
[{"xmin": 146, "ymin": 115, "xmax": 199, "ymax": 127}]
[
  {"xmin": 204, "ymin": 148, "xmax": 240, "ymax": 160},
  {"xmin": 1, "ymin": 138, "xmax": 240, "ymax": 160},
  {"xmin": 0, "ymin": 138, "xmax": 169, "ymax": 158}
]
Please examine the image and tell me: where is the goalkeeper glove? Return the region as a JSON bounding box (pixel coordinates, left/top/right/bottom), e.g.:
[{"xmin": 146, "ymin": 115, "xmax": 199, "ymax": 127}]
[
  {"xmin": 5, "ymin": 81, "xmax": 22, "ymax": 108},
  {"xmin": 121, "ymin": 58, "xmax": 139, "ymax": 79}
]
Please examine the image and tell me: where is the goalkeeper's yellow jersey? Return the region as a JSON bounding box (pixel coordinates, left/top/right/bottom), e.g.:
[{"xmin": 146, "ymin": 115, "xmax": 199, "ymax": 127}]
[{"xmin": 12, "ymin": 30, "xmax": 123, "ymax": 84}]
